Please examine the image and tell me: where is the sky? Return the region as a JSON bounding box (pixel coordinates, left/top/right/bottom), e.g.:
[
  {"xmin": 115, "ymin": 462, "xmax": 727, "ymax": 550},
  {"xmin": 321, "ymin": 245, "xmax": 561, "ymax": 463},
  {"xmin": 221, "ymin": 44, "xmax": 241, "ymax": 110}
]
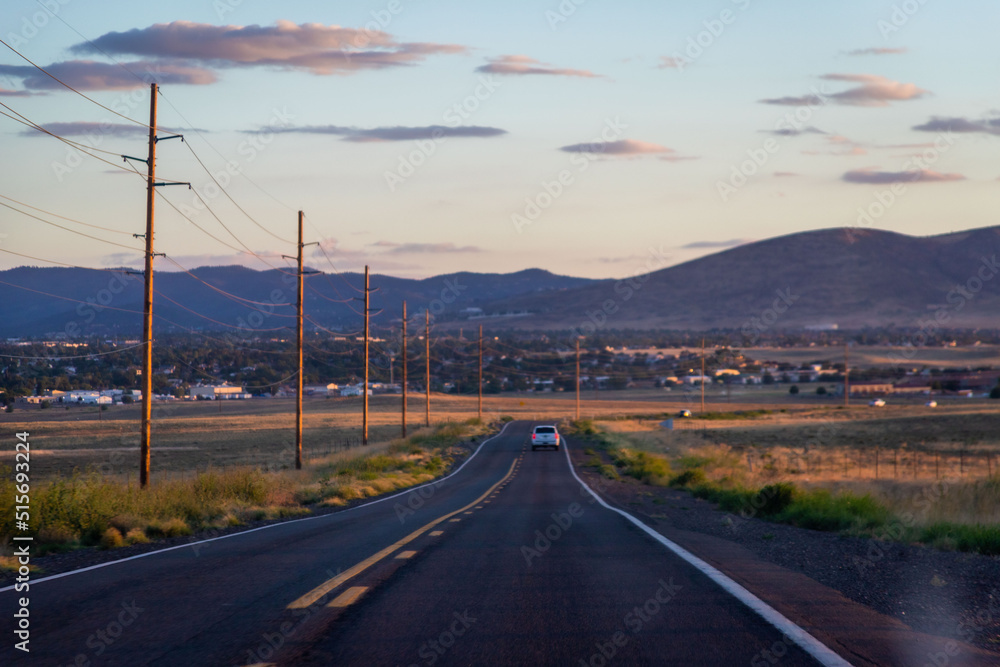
[{"xmin": 1, "ymin": 0, "xmax": 999, "ymax": 280}]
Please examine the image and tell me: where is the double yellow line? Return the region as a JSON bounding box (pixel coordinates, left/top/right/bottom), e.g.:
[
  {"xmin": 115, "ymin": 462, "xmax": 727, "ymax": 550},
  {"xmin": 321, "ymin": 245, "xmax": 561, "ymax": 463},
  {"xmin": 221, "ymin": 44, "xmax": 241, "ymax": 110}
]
[{"xmin": 287, "ymin": 458, "xmax": 518, "ymax": 610}]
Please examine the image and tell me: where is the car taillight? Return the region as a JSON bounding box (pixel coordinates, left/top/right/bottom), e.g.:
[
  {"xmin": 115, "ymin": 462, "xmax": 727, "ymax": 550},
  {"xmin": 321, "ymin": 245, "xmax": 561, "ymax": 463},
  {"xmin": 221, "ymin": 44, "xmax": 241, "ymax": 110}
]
[{"xmin": 532, "ymin": 434, "xmax": 536, "ymax": 439}]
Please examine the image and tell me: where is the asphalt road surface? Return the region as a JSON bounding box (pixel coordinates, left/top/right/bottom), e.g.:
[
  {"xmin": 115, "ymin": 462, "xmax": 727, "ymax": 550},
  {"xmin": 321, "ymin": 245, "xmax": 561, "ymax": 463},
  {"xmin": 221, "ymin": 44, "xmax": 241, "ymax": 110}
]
[{"xmin": 2, "ymin": 421, "xmax": 842, "ymax": 666}]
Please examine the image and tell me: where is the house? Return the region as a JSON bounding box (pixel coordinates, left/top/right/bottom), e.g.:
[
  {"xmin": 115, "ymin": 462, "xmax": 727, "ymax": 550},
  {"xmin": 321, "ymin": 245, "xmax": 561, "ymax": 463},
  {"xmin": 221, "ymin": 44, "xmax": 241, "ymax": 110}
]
[
  {"xmin": 339, "ymin": 384, "xmax": 371, "ymax": 397},
  {"xmin": 304, "ymin": 383, "xmax": 339, "ymax": 397},
  {"xmin": 849, "ymin": 382, "xmax": 895, "ymax": 397}
]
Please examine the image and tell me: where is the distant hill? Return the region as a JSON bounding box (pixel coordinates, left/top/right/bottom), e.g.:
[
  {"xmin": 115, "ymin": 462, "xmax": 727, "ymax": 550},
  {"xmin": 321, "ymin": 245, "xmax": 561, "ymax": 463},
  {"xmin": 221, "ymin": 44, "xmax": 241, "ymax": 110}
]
[
  {"xmin": 474, "ymin": 226, "xmax": 1000, "ymax": 332},
  {"xmin": 5, "ymin": 226, "xmax": 1000, "ymax": 338},
  {"xmin": 0, "ymin": 266, "xmax": 595, "ymax": 338}
]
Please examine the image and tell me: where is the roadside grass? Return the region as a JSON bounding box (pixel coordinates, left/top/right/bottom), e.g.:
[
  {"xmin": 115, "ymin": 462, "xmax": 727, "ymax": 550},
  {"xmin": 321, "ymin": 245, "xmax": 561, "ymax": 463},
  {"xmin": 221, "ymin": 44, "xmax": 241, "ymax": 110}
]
[
  {"xmin": 0, "ymin": 418, "xmax": 491, "ymax": 557},
  {"xmin": 569, "ymin": 417, "xmax": 1000, "ymax": 556}
]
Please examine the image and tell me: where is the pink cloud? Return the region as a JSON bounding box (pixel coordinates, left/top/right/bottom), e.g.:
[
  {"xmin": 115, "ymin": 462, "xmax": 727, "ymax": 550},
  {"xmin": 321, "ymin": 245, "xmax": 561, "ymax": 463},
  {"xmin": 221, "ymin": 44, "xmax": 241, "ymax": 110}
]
[
  {"xmin": 842, "ymin": 168, "xmax": 965, "ymax": 184},
  {"xmin": 845, "ymin": 47, "xmax": 908, "ymax": 56},
  {"xmin": 73, "ymin": 21, "xmax": 467, "ymax": 75},
  {"xmin": 0, "ymin": 60, "xmax": 214, "ymax": 91},
  {"xmin": 559, "ymin": 139, "xmax": 674, "ymax": 156},
  {"xmin": 762, "ymin": 73, "xmax": 927, "ymax": 107},
  {"xmin": 476, "ymin": 55, "xmax": 601, "ymax": 78}
]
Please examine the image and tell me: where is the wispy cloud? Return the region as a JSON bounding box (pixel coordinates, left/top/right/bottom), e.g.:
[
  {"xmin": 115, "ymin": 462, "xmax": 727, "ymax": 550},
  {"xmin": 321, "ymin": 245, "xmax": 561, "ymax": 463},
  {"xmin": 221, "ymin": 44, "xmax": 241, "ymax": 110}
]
[
  {"xmin": 371, "ymin": 241, "xmax": 482, "ymax": 254},
  {"xmin": 0, "ymin": 60, "xmax": 215, "ymax": 91},
  {"xmin": 761, "ymin": 73, "xmax": 927, "ymax": 107},
  {"xmin": 73, "ymin": 21, "xmax": 467, "ymax": 76},
  {"xmin": 682, "ymin": 239, "xmax": 753, "ymax": 249},
  {"xmin": 18, "ymin": 121, "xmax": 198, "ymax": 138},
  {"xmin": 765, "ymin": 126, "xmax": 826, "ymax": 137},
  {"xmin": 842, "ymin": 168, "xmax": 965, "ymax": 184},
  {"xmin": 559, "ymin": 138, "xmax": 674, "ymax": 156},
  {"xmin": 657, "ymin": 56, "xmax": 683, "ymax": 70},
  {"xmin": 845, "ymin": 47, "xmax": 908, "ymax": 56},
  {"xmin": 476, "ymin": 54, "xmax": 601, "ymax": 78},
  {"xmin": 0, "ymin": 87, "xmax": 36, "ymax": 97},
  {"xmin": 913, "ymin": 116, "xmax": 1000, "ymax": 136},
  {"xmin": 261, "ymin": 124, "xmax": 507, "ymax": 142}
]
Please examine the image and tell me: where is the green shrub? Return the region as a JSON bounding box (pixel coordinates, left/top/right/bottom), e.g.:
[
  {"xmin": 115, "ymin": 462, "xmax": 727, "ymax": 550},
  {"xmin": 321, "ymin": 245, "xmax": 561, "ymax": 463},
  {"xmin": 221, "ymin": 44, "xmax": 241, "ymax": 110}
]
[
  {"xmin": 919, "ymin": 523, "xmax": 1000, "ymax": 556},
  {"xmin": 779, "ymin": 489, "xmax": 888, "ymax": 531},
  {"xmin": 757, "ymin": 483, "xmax": 797, "ymax": 516},
  {"xmin": 670, "ymin": 469, "xmax": 707, "ymax": 488},
  {"xmin": 100, "ymin": 527, "xmax": 124, "ymax": 549}
]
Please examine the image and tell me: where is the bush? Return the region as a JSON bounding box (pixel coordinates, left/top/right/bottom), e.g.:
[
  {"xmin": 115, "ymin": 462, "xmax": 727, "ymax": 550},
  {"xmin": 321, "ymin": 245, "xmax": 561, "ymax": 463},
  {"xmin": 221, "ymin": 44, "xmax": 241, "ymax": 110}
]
[
  {"xmin": 757, "ymin": 483, "xmax": 797, "ymax": 516},
  {"xmin": 789, "ymin": 385, "xmax": 799, "ymax": 395},
  {"xmin": 124, "ymin": 528, "xmax": 149, "ymax": 545},
  {"xmin": 100, "ymin": 527, "xmax": 124, "ymax": 549},
  {"xmin": 779, "ymin": 489, "xmax": 888, "ymax": 531},
  {"xmin": 919, "ymin": 523, "xmax": 1000, "ymax": 556},
  {"xmin": 816, "ymin": 386, "xmax": 827, "ymax": 396},
  {"xmin": 670, "ymin": 469, "xmax": 707, "ymax": 488},
  {"xmin": 990, "ymin": 386, "xmax": 1000, "ymax": 400}
]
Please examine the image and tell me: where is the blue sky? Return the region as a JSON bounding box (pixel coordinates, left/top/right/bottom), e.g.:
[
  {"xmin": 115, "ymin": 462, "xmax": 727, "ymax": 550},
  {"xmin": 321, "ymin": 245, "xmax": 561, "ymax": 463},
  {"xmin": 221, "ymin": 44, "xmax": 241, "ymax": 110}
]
[{"xmin": 1, "ymin": 0, "xmax": 998, "ymax": 279}]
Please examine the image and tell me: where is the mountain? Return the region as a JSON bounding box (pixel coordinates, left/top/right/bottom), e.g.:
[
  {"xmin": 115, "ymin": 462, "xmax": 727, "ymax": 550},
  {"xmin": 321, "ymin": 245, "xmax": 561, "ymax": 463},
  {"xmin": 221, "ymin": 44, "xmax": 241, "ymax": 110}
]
[
  {"xmin": 473, "ymin": 226, "xmax": 1000, "ymax": 332},
  {"xmin": 0, "ymin": 266, "xmax": 595, "ymax": 338},
  {"xmin": 5, "ymin": 226, "xmax": 1000, "ymax": 338}
]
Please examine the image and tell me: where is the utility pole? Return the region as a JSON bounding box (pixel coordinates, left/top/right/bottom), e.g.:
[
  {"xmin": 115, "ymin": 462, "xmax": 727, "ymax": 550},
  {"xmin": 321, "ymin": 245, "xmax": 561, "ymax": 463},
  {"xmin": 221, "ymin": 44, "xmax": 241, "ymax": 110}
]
[
  {"xmin": 478, "ymin": 324, "xmax": 483, "ymax": 421},
  {"xmin": 575, "ymin": 338, "xmax": 581, "ymax": 421},
  {"xmin": 127, "ymin": 83, "xmax": 185, "ymax": 488},
  {"xmin": 401, "ymin": 301, "xmax": 407, "ymax": 439},
  {"xmin": 363, "ymin": 265, "xmax": 370, "ymax": 446},
  {"xmin": 425, "ymin": 310, "xmax": 431, "ymax": 427},
  {"xmin": 282, "ymin": 211, "xmax": 317, "ymax": 469},
  {"xmin": 139, "ymin": 84, "xmax": 157, "ymax": 489},
  {"xmin": 844, "ymin": 343, "xmax": 850, "ymax": 408},
  {"xmin": 701, "ymin": 338, "xmax": 706, "ymax": 413},
  {"xmin": 295, "ymin": 212, "xmax": 305, "ymax": 468}
]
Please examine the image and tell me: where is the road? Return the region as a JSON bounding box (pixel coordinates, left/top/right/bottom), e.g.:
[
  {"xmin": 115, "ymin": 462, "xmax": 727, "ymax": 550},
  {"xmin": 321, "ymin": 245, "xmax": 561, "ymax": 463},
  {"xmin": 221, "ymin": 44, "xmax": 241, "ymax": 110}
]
[{"xmin": 2, "ymin": 421, "xmax": 840, "ymax": 666}]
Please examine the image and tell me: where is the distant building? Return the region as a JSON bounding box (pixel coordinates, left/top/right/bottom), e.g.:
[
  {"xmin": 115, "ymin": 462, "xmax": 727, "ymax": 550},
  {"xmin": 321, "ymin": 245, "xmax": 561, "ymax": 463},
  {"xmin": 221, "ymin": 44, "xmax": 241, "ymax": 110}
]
[
  {"xmin": 304, "ymin": 383, "xmax": 339, "ymax": 397},
  {"xmin": 190, "ymin": 384, "xmax": 249, "ymax": 400}
]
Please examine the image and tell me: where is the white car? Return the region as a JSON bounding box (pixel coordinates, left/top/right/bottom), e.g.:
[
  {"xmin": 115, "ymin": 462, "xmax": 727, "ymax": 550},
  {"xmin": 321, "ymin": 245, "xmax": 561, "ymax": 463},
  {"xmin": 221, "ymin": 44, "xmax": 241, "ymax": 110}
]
[
  {"xmin": 869, "ymin": 399, "xmax": 886, "ymax": 407},
  {"xmin": 531, "ymin": 425, "xmax": 560, "ymax": 451}
]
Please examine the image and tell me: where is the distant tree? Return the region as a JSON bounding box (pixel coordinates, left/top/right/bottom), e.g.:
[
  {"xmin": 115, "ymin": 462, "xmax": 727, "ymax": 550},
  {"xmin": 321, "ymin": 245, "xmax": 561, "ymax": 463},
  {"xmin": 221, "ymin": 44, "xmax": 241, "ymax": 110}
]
[
  {"xmin": 762, "ymin": 373, "xmax": 775, "ymax": 385},
  {"xmin": 816, "ymin": 386, "xmax": 827, "ymax": 395},
  {"xmin": 990, "ymin": 386, "xmax": 1000, "ymax": 400},
  {"xmin": 789, "ymin": 385, "xmax": 799, "ymax": 395}
]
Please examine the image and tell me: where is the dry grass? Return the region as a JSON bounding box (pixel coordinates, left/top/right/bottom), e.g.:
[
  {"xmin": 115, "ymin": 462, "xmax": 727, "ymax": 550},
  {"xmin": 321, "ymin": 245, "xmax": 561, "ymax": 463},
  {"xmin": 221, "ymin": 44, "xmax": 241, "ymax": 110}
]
[{"xmin": 574, "ymin": 407, "xmax": 1000, "ymax": 553}]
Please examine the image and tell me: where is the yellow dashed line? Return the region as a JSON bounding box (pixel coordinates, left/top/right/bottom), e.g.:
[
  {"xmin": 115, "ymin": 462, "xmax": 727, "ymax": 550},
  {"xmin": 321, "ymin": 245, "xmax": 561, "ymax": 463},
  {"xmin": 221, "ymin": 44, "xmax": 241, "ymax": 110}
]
[
  {"xmin": 430, "ymin": 531, "xmax": 443, "ymax": 536},
  {"xmin": 287, "ymin": 458, "xmax": 518, "ymax": 609},
  {"xmin": 395, "ymin": 550, "xmax": 418, "ymax": 559},
  {"xmin": 328, "ymin": 586, "xmax": 368, "ymax": 608}
]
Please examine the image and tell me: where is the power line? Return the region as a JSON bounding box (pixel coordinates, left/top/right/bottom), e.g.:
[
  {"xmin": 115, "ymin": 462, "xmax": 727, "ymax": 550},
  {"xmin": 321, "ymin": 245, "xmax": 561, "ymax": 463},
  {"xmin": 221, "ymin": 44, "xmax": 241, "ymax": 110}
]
[
  {"xmin": 0, "ymin": 193, "xmax": 133, "ymax": 236},
  {"xmin": 183, "ymin": 142, "xmax": 294, "ymax": 245},
  {"xmin": 0, "ymin": 36, "xmax": 151, "ymax": 128},
  {"xmin": 0, "ymin": 199, "xmax": 145, "ymax": 252}
]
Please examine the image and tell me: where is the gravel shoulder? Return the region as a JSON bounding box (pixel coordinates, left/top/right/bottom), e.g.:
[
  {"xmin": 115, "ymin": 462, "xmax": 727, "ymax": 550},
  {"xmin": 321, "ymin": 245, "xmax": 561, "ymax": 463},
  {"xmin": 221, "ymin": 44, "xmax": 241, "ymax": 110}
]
[{"xmin": 567, "ymin": 444, "xmax": 1000, "ymax": 663}]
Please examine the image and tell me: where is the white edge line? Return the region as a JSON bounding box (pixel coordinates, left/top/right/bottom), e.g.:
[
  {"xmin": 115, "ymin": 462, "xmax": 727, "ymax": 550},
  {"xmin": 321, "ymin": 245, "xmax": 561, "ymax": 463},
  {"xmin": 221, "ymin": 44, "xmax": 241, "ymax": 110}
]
[
  {"xmin": 0, "ymin": 420, "xmax": 514, "ymax": 593},
  {"xmin": 562, "ymin": 439, "xmax": 854, "ymax": 667}
]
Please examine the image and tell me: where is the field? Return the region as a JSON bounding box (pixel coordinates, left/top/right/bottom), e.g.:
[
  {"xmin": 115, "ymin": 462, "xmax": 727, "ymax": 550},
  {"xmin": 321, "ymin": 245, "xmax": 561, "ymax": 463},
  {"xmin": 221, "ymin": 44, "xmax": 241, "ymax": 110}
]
[
  {"xmin": 578, "ymin": 402, "xmax": 1000, "ymax": 550},
  {"xmin": 3, "ymin": 388, "xmax": 998, "ymax": 482}
]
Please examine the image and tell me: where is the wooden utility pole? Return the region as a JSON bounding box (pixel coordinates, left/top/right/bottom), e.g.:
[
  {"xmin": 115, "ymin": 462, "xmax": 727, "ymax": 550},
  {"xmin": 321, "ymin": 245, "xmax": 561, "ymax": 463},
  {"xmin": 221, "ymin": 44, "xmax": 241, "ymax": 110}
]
[
  {"xmin": 478, "ymin": 325, "xmax": 483, "ymax": 421},
  {"xmin": 425, "ymin": 310, "xmax": 430, "ymax": 427},
  {"xmin": 700, "ymin": 338, "xmax": 706, "ymax": 413},
  {"xmin": 295, "ymin": 211, "xmax": 304, "ymax": 468},
  {"xmin": 363, "ymin": 265, "xmax": 370, "ymax": 446},
  {"xmin": 401, "ymin": 301, "xmax": 407, "ymax": 439},
  {"xmin": 138, "ymin": 83, "xmax": 157, "ymax": 488},
  {"xmin": 844, "ymin": 344, "xmax": 850, "ymax": 408},
  {"xmin": 575, "ymin": 338, "xmax": 581, "ymax": 421}
]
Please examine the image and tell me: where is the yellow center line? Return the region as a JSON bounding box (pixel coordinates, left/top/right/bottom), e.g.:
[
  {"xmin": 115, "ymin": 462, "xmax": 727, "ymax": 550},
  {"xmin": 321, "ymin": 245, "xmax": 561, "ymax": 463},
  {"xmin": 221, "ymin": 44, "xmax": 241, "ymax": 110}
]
[
  {"xmin": 395, "ymin": 550, "xmax": 418, "ymax": 559},
  {"xmin": 287, "ymin": 458, "xmax": 518, "ymax": 609},
  {"xmin": 328, "ymin": 586, "xmax": 368, "ymax": 608}
]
